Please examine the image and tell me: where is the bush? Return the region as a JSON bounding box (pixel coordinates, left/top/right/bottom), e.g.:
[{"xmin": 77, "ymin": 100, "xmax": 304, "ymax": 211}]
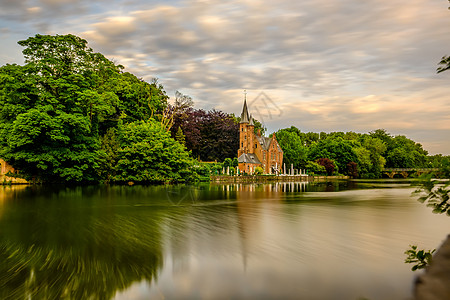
[
  {"xmin": 254, "ymin": 167, "xmax": 264, "ymax": 175},
  {"xmin": 306, "ymin": 161, "xmax": 326, "ymax": 175}
]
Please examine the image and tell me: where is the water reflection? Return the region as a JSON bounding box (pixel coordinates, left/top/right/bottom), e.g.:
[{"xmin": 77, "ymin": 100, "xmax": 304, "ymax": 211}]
[
  {"xmin": 0, "ymin": 181, "xmax": 448, "ymax": 300},
  {"xmin": 0, "ymin": 185, "xmax": 164, "ymax": 300}
]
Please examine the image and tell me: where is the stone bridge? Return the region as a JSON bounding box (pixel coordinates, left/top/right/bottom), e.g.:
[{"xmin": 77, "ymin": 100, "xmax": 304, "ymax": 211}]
[{"xmin": 382, "ymin": 168, "xmax": 439, "ymax": 179}]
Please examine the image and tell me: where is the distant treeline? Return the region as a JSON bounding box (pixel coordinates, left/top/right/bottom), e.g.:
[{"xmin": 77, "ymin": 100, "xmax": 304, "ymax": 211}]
[{"xmin": 274, "ymin": 127, "xmax": 450, "ymax": 178}]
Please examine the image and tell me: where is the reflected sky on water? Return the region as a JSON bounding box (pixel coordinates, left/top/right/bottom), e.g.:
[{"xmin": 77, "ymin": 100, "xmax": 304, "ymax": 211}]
[{"xmin": 0, "ymin": 181, "xmax": 449, "ymax": 300}]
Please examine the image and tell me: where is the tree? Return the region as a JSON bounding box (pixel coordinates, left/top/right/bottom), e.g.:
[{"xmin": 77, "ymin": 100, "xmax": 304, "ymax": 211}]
[
  {"xmin": 369, "ymin": 129, "xmax": 392, "ymax": 153},
  {"xmin": 174, "ymin": 91, "xmax": 194, "ymax": 112},
  {"xmin": 275, "ymin": 128, "xmax": 308, "ymax": 169},
  {"xmin": 232, "ymin": 157, "xmax": 239, "ymax": 168},
  {"xmin": 0, "ymin": 34, "xmax": 169, "ymax": 182},
  {"xmin": 357, "ymin": 135, "xmax": 387, "ymax": 178},
  {"xmin": 175, "ymin": 126, "xmax": 186, "ymax": 146},
  {"xmin": 97, "ymin": 127, "xmax": 120, "ymax": 182},
  {"xmin": 385, "ymin": 135, "xmax": 427, "ymax": 168},
  {"xmin": 316, "ymin": 158, "xmax": 336, "ymax": 175},
  {"xmin": 308, "ymin": 137, "xmax": 358, "ymax": 175},
  {"xmin": 171, "ymin": 108, "xmax": 239, "ymax": 161},
  {"xmin": 0, "ymin": 34, "xmax": 123, "ymax": 182},
  {"xmin": 354, "ymin": 146, "xmax": 373, "ymax": 177},
  {"xmin": 223, "ymin": 158, "xmax": 233, "ymax": 168},
  {"xmin": 347, "ymin": 162, "xmax": 358, "ymax": 178},
  {"xmin": 114, "ymin": 120, "xmax": 194, "ymax": 183},
  {"xmin": 110, "ymin": 72, "xmax": 168, "ymax": 125},
  {"xmin": 306, "ymin": 161, "xmax": 326, "ymax": 175}
]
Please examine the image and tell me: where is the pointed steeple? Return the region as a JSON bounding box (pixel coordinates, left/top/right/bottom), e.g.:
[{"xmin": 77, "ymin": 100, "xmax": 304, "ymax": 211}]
[
  {"xmin": 240, "ymin": 97, "xmax": 250, "ymax": 124},
  {"xmin": 249, "ymin": 114, "xmax": 254, "ymax": 126}
]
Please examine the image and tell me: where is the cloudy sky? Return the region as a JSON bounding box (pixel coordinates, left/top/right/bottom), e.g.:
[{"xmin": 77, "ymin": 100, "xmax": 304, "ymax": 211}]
[{"xmin": 1, "ymin": 0, "xmax": 449, "ymax": 154}]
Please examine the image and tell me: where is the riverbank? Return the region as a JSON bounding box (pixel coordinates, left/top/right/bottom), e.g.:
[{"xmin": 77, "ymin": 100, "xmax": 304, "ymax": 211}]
[
  {"xmin": 210, "ymin": 174, "xmax": 349, "ymax": 183},
  {"xmin": 0, "ymin": 174, "xmax": 28, "ymax": 185},
  {"xmin": 0, "ymin": 174, "xmax": 350, "ymax": 185}
]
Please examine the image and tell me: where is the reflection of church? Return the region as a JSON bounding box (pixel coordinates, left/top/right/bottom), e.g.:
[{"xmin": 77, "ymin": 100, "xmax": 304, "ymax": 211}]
[{"xmin": 237, "ymin": 98, "xmax": 283, "ymax": 174}]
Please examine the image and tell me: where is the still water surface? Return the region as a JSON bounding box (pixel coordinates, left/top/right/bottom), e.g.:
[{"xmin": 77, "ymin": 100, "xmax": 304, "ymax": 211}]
[{"xmin": 0, "ymin": 180, "xmax": 449, "ymax": 300}]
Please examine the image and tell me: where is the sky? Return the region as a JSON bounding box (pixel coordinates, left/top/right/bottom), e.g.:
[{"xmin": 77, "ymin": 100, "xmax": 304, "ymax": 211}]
[{"xmin": 0, "ymin": 0, "xmax": 449, "ymax": 154}]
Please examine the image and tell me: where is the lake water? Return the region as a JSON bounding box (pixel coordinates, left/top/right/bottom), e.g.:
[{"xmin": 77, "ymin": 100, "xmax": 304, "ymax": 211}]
[{"xmin": 0, "ymin": 180, "xmax": 449, "ymax": 300}]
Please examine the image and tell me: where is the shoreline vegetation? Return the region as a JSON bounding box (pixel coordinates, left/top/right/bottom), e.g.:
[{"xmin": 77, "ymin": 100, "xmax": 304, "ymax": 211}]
[{"xmin": 0, "ymin": 174, "xmax": 350, "ymax": 185}]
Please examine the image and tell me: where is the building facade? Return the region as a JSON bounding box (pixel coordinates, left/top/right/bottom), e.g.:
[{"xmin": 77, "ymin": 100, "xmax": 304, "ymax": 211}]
[{"xmin": 237, "ymin": 99, "xmax": 283, "ymax": 174}]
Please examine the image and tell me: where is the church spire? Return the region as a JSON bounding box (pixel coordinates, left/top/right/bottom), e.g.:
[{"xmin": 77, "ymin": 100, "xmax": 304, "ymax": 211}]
[
  {"xmin": 240, "ymin": 90, "xmax": 250, "ymax": 123},
  {"xmin": 249, "ymin": 114, "xmax": 254, "ymax": 126}
]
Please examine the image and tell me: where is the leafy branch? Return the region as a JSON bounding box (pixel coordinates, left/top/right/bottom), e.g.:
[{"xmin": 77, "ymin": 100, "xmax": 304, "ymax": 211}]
[
  {"xmin": 404, "ymin": 245, "xmax": 435, "ymax": 271},
  {"xmin": 414, "ymin": 177, "xmax": 450, "ymax": 215}
]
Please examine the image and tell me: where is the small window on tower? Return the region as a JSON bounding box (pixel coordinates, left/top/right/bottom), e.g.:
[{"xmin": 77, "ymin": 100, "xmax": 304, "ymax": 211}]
[{"xmin": 255, "ymin": 143, "xmax": 257, "ymax": 148}]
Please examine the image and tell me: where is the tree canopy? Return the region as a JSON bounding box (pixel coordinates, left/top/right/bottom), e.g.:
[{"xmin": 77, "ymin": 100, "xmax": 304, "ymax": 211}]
[
  {"xmin": 170, "ymin": 107, "xmax": 239, "ymax": 161},
  {"xmin": 0, "ymin": 34, "xmax": 176, "ymax": 183},
  {"xmin": 275, "ymin": 126, "xmax": 437, "ymax": 178},
  {"xmin": 114, "ymin": 120, "xmax": 194, "ymax": 183}
]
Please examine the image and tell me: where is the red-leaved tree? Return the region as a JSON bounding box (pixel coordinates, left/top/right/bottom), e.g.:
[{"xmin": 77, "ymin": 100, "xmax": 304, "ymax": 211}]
[{"xmin": 316, "ymin": 158, "xmax": 336, "ymax": 176}]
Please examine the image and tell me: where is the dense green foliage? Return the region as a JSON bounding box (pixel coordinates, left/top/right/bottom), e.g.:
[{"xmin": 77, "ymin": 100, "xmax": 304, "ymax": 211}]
[
  {"xmin": 0, "ymin": 34, "xmax": 197, "ymax": 183},
  {"xmin": 0, "ymin": 35, "xmax": 120, "ymax": 182},
  {"xmin": 114, "ymin": 120, "xmax": 195, "ymax": 183},
  {"xmin": 275, "ymin": 127, "xmax": 440, "ymax": 178},
  {"xmin": 274, "ymin": 128, "xmax": 308, "ymax": 169}
]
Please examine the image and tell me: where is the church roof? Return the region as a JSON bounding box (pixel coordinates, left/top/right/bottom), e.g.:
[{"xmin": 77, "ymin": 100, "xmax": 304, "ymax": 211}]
[
  {"xmin": 240, "ymin": 99, "xmax": 250, "ymax": 123},
  {"xmin": 249, "ymin": 114, "xmax": 254, "ymax": 126},
  {"xmin": 238, "ymin": 153, "xmax": 262, "ymax": 164},
  {"xmin": 256, "ymin": 135, "xmax": 271, "ymax": 151}
]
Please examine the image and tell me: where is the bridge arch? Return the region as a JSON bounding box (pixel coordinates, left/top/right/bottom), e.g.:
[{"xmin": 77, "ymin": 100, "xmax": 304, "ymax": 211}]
[{"xmin": 381, "ymin": 168, "xmax": 439, "ymax": 179}]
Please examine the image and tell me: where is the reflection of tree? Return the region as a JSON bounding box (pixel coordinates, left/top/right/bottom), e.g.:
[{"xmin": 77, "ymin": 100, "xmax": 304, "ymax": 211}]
[{"xmin": 0, "ymin": 186, "xmax": 163, "ymax": 300}]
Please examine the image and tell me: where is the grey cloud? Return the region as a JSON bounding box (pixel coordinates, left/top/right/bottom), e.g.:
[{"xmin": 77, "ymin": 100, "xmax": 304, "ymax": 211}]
[{"xmin": 0, "ymin": 0, "xmax": 27, "ymax": 14}]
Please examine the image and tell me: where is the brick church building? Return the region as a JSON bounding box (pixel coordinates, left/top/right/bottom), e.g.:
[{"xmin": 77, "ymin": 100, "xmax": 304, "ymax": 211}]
[{"xmin": 237, "ymin": 98, "xmax": 283, "ymax": 174}]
